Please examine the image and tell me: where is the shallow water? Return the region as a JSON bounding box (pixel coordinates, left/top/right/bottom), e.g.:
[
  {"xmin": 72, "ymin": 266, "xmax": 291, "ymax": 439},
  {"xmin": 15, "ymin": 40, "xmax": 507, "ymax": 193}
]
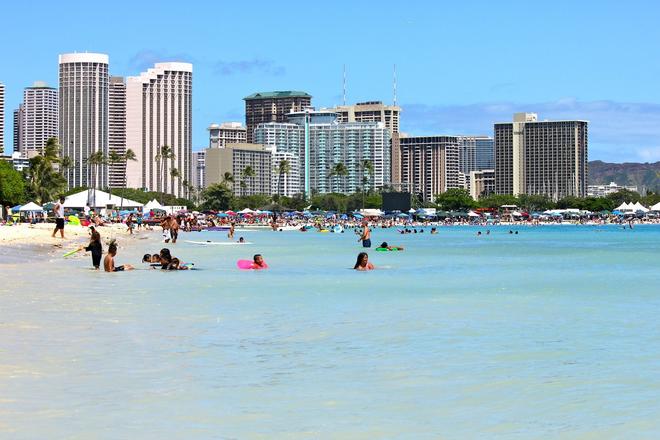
[{"xmin": 1, "ymin": 225, "xmax": 659, "ymax": 439}]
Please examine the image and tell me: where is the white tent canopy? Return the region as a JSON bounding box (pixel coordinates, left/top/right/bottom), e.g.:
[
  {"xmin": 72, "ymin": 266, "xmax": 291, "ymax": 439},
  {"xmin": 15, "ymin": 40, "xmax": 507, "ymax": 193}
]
[
  {"xmin": 62, "ymin": 190, "xmax": 143, "ymax": 209},
  {"xmin": 19, "ymin": 202, "xmax": 43, "ymax": 212},
  {"xmin": 468, "ymin": 210, "xmax": 481, "ymax": 217},
  {"xmin": 651, "ymin": 202, "xmax": 660, "ymax": 211},
  {"xmin": 144, "ymin": 199, "xmax": 165, "ymax": 211},
  {"xmin": 238, "ymin": 208, "xmax": 255, "ymax": 214},
  {"xmin": 632, "ymin": 202, "xmax": 649, "ymax": 212},
  {"xmin": 614, "ymin": 202, "xmax": 632, "ymax": 211}
]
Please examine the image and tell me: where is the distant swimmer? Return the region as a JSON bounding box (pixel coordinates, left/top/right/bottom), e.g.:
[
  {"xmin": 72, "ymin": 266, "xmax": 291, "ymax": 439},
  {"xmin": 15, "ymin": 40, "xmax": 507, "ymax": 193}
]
[
  {"xmin": 477, "ymin": 231, "xmax": 482, "ymax": 236},
  {"xmin": 237, "ymin": 237, "xmax": 245, "ymax": 243},
  {"xmin": 358, "ymin": 221, "xmax": 371, "ymax": 248},
  {"xmin": 430, "ymin": 227, "xmax": 438, "ymax": 234},
  {"xmin": 103, "ymin": 241, "xmax": 134, "ymax": 272},
  {"xmin": 378, "ymin": 242, "xmax": 404, "ymax": 251},
  {"xmin": 354, "ymin": 252, "xmax": 375, "ymax": 271}
]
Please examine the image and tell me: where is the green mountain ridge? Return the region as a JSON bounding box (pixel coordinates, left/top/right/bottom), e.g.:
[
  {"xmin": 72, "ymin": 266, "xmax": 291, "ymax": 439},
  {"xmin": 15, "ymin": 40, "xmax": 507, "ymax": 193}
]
[{"xmin": 588, "ymin": 160, "xmax": 660, "ymax": 193}]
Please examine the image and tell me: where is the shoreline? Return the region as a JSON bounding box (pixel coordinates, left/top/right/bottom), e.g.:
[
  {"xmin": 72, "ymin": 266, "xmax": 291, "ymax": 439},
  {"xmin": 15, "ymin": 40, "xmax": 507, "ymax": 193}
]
[{"xmin": 0, "ymin": 223, "xmax": 158, "ymax": 264}]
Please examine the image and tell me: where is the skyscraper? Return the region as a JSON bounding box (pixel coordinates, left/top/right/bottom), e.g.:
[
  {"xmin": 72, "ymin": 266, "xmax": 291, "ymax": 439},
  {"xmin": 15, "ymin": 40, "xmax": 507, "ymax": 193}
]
[
  {"xmin": 457, "ymin": 135, "xmax": 494, "ymax": 175},
  {"xmin": 19, "ymin": 82, "xmax": 58, "ymax": 156},
  {"xmin": 244, "ymin": 91, "xmax": 311, "ymax": 143},
  {"xmin": 330, "ymin": 101, "xmax": 402, "ymax": 185},
  {"xmin": 399, "ymin": 135, "xmax": 461, "ymax": 202},
  {"xmin": 125, "ymin": 62, "xmax": 193, "ymax": 197},
  {"xmin": 59, "ymin": 53, "xmax": 109, "ymax": 188},
  {"xmin": 108, "ymin": 76, "xmax": 126, "ymax": 188},
  {"xmin": 191, "ymin": 150, "xmax": 206, "ymax": 189},
  {"xmin": 494, "ymin": 113, "xmax": 588, "ymax": 200},
  {"xmin": 208, "ymin": 122, "xmax": 247, "ymax": 148},
  {"xmin": 13, "ymin": 105, "xmax": 24, "ymax": 154},
  {"xmin": 0, "ymin": 82, "xmax": 5, "ymax": 154}
]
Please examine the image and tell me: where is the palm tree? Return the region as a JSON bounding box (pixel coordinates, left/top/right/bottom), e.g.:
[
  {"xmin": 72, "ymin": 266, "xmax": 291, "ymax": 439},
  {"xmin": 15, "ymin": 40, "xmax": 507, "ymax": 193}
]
[
  {"xmin": 222, "ymin": 172, "xmax": 235, "ymax": 187},
  {"xmin": 155, "ymin": 145, "xmax": 175, "ymax": 196},
  {"xmin": 170, "ymin": 168, "xmax": 181, "ymax": 197},
  {"xmin": 25, "ymin": 138, "xmax": 67, "ymax": 204},
  {"xmin": 118, "ymin": 149, "xmax": 137, "ymax": 211},
  {"xmin": 361, "ymin": 159, "xmax": 374, "ymax": 208},
  {"xmin": 277, "ymin": 159, "xmax": 291, "ymax": 196},
  {"xmin": 86, "ymin": 151, "xmax": 107, "ymax": 208},
  {"xmin": 107, "ymin": 151, "xmax": 122, "ymax": 195},
  {"xmin": 329, "ymin": 162, "xmax": 348, "ymax": 193},
  {"xmin": 241, "ymin": 166, "xmax": 255, "ymax": 196}
]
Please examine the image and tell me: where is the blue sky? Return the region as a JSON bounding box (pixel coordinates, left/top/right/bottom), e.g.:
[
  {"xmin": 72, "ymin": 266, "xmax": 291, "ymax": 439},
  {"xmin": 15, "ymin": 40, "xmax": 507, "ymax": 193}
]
[{"xmin": 2, "ymin": 0, "xmax": 660, "ymax": 162}]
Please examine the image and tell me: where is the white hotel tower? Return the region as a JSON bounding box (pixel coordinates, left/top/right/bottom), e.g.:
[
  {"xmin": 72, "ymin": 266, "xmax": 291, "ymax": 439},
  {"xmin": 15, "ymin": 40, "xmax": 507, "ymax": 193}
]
[
  {"xmin": 58, "ymin": 53, "xmax": 109, "ymax": 189},
  {"xmin": 126, "ymin": 62, "xmax": 192, "ymax": 197}
]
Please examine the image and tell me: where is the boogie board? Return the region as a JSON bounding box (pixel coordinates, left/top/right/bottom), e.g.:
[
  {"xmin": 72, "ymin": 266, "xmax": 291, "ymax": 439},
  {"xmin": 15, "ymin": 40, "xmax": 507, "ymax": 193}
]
[{"xmin": 186, "ymin": 240, "xmax": 252, "ymax": 245}]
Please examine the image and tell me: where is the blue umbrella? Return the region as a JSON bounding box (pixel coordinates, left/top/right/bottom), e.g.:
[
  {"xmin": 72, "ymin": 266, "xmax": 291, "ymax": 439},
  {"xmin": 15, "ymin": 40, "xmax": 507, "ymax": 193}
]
[
  {"xmin": 216, "ymin": 212, "xmax": 229, "ymax": 217},
  {"xmin": 340, "ymin": 214, "xmax": 348, "ymax": 220}
]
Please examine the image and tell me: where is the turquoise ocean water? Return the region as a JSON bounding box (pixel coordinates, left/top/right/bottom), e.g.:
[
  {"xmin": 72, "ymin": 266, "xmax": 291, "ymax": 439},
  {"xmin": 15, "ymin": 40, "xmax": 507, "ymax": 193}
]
[{"xmin": 1, "ymin": 225, "xmax": 659, "ymax": 439}]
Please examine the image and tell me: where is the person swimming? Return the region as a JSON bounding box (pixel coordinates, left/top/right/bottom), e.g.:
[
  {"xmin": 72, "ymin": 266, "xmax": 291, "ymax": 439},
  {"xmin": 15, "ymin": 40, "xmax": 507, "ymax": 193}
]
[
  {"xmin": 167, "ymin": 257, "xmax": 190, "ymax": 270},
  {"xmin": 159, "ymin": 248, "xmax": 172, "ymax": 269},
  {"xmin": 379, "ymin": 241, "xmax": 404, "ymax": 251},
  {"xmin": 237, "ymin": 237, "xmax": 245, "ymax": 243},
  {"xmin": 251, "ymin": 254, "xmax": 268, "ymax": 269},
  {"xmin": 354, "ymin": 252, "xmax": 375, "ymax": 271}
]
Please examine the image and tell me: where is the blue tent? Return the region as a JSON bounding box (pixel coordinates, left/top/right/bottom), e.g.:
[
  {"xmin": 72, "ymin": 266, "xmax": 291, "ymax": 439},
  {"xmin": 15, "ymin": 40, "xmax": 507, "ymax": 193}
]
[
  {"xmin": 11, "ymin": 205, "xmax": 22, "ymax": 213},
  {"xmin": 340, "ymin": 214, "xmax": 348, "ymax": 220},
  {"xmin": 353, "ymin": 213, "xmax": 364, "ymax": 219}
]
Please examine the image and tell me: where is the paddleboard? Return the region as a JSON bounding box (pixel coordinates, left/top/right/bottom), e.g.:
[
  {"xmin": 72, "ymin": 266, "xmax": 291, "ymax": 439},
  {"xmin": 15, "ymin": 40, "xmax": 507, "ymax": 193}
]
[{"xmin": 185, "ymin": 240, "xmax": 252, "ymax": 245}]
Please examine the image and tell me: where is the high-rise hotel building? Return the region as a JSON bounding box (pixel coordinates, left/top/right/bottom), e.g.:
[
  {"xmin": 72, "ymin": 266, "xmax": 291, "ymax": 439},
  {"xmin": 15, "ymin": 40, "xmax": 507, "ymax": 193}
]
[
  {"xmin": 125, "ymin": 62, "xmax": 192, "ymax": 197},
  {"xmin": 494, "ymin": 113, "xmax": 588, "ymax": 200},
  {"xmin": 0, "ymin": 82, "xmax": 5, "ymax": 154},
  {"xmin": 331, "ymin": 101, "xmax": 401, "ymax": 185},
  {"xmin": 244, "ymin": 91, "xmax": 311, "ymax": 143},
  {"xmin": 17, "ymin": 82, "xmax": 58, "ymax": 156},
  {"xmin": 399, "ymin": 135, "xmax": 461, "ymax": 202},
  {"xmin": 59, "ymin": 53, "xmax": 109, "ymax": 188},
  {"xmin": 108, "ymin": 76, "xmax": 127, "ymax": 188},
  {"xmin": 208, "ymin": 122, "xmax": 247, "ymax": 148}
]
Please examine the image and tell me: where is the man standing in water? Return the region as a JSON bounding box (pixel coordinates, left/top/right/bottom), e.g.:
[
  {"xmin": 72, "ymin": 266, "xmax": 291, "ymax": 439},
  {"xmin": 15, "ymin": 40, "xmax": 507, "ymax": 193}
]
[
  {"xmin": 358, "ymin": 220, "xmax": 371, "ymax": 248},
  {"xmin": 51, "ymin": 196, "xmax": 66, "ymax": 239}
]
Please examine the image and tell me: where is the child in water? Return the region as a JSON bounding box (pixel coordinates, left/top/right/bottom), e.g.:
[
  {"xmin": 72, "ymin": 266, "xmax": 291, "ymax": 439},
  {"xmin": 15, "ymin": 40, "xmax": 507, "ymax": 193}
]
[
  {"xmin": 81, "ymin": 226, "xmax": 103, "ymax": 269},
  {"xmin": 354, "ymin": 252, "xmax": 375, "ymax": 271},
  {"xmin": 103, "ymin": 241, "xmax": 134, "ymax": 272}
]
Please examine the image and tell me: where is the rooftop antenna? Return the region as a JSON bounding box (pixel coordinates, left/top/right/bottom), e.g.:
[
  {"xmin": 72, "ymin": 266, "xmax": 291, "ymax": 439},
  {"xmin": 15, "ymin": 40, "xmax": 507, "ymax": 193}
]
[
  {"xmin": 393, "ymin": 64, "xmax": 397, "ymax": 106},
  {"xmin": 343, "ymin": 64, "xmax": 347, "ymax": 106}
]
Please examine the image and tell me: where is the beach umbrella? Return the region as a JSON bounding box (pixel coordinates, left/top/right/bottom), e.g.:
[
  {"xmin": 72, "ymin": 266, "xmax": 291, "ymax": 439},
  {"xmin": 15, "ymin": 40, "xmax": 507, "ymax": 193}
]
[
  {"xmin": 225, "ymin": 210, "xmax": 237, "ymax": 216},
  {"xmin": 216, "ymin": 212, "xmax": 229, "ymax": 218},
  {"xmin": 340, "ymin": 214, "xmax": 348, "ymax": 220}
]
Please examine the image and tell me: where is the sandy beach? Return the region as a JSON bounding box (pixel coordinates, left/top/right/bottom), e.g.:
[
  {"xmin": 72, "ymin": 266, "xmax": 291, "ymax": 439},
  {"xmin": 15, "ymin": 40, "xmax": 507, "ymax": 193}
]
[{"xmin": 0, "ymin": 223, "xmax": 156, "ymax": 264}]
